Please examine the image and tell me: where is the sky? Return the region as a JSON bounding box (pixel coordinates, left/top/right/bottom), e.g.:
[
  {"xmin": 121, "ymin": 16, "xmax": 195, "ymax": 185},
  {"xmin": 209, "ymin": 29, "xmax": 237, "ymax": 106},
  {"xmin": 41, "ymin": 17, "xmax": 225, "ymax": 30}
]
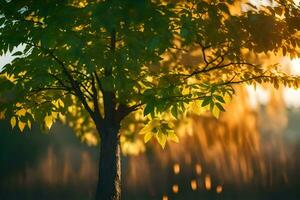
[
  {"xmin": 0, "ymin": 44, "xmax": 26, "ymax": 69},
  {"xmin": 0, "ymin": 52, "xmax": 14, "ymax": 69}
]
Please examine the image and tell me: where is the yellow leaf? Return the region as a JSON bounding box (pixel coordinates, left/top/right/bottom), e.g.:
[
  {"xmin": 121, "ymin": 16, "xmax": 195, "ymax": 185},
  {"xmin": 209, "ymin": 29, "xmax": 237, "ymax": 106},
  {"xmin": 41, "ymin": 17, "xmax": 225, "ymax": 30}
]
[
  {"xmin": 58, "ymin": 99, "xmax": 65, "ymax": 107},
  {"xmin": 190, "ymin": 100, "xmax": 209, "ymax": 115},
  {"xmin": 168, "ymin": 132, "xmax": 179, "ymax": 143},
  {"xmin": 190, "ymin": 100, "xmax": 201, "ymax": 115},
  {"xmin": 182, "ymin": 87, "xmax": 190, "ymax": 95},
  {"xmin": 200, "ymin": 100, "xmax": 210, "ymax": 112},
  {"xmin": 144, "ymin": 132, "xmax": 153, "ymax": 143},
  {"xmin": 53, "ymin": 100, "xmax": 59, "ymax": 108},
  {"xmin": 212, "ymin": 106, "xmax": 220, "ymax": 119},
  {"xmin": 59, "ymin": 114, "xmax": 66, "ymax": 123},
  {"xmin": 16, "ymin": 108, "xmax": 26, "ymax": 116},
  {"xmin": 16, "ymin": 102, "xmax": 22, "ymax": 107},
  {"xmin": 18, "ymin": 121, "xmax": 26, "ymax": 132},
  {"xmin": 27, "ymin": 120, "xmax": 32, "ymax": 129},
  {"xmin": 223, "ymin": 93, "xmax": 232, "ymax": 104},
  {"xmin": 156, "ymin": 131, "xmax": 167, "ymax": 149},
  {"xmin": 10, "ymin": 117, "xmax": 17, "ymax": 128},
  {"xmin": 45, "ymin": 115, "xmax": 53, "ymax": 129},
  {"xmin": 139, "ymin": 123, "xmax": 152, "ymax": 135},
  {"xmin": 51, "ymin": 112, "xmax": 58, "ymax": 119},
  {"xmin": 139, "ymin": 119, "xmax": 160, "ymax": 135},
  {"xmin": 77, "ymin": 117, "xmax": 84, "ymax": 124}
]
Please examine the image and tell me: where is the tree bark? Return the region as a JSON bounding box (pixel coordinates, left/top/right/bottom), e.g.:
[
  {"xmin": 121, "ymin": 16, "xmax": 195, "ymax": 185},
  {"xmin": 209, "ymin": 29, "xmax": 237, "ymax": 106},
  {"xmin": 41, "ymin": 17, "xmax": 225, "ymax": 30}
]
[{"xmin": 95, "ymin": 126, "xmax": 121, "ymax": 200}]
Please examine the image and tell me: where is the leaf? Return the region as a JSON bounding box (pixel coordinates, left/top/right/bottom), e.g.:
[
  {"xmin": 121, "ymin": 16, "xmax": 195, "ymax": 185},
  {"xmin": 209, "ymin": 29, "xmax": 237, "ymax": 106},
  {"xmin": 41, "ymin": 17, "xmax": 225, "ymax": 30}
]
[
  {"xmin": 10, "ymin": 116, "xmax": 17, "ymax": 128},
  {"xmin": 18, "ymin": 121, "xmax": 26, "ymax": 132},
  {"xmin": 282, "ymin": 46, "xmax": 287, "ymax": 56},
  {"xmin": 223, "ymin": 93, "xmax": 232, "ymax": 104},
  {"xmin": 27, "ymin": 120, "xmax": 32, "ymax": 129},
  {"xmin": 16, "ymin": 108, "xmax": 26, "ymax": 116},
  {"xmin": 168, "ymin": 131, "xmax": 179, "ymax": 143},
  {"xmin": 201, "ymin": 97, "xmax": 211, "ymax": 107},
  {"xmin": 144, "ymin": 132, "xmax": 153, "ymax": 143},
  {"xmin": 215, "ymin": 102, "xmax": 225, "ymax": 112},
  {"xmin": 214, "ymin": 95, "xmax": 225, "ymax": 103},
  {"xmin": 58, "ymin": 99, "xmax": 65, "ymax": 107},
  {"xmin": 156, "ymin": 131, "xmax": 167, "ymax": 149},
  {"xmin": 139, "ymin": 121, "xmax": 154, "ymax": 135},
  {"xmin": 212, "ymin": 105, "xmax": 220, "ymax": 119},
  {"xmin": 144, "ymin": 102, "xmax": 154, "ymax": 116},
  {"xmin": 51, "ymin": 112, "xmax": 59, "ymax": 119},
  {"xmin": 53, "ymin": 100, "xmax": 59, "ymax": 108},
  {"xmin": 44, "ymin": 115, "xmax": 53, "ymax": 129},
  {"xmin": 171, "ymin": 105, "xmax": 178, "ymax": 119},
  {"xmin": 53, "ymin": 99, "xmax": 65, "ymax": 108}
]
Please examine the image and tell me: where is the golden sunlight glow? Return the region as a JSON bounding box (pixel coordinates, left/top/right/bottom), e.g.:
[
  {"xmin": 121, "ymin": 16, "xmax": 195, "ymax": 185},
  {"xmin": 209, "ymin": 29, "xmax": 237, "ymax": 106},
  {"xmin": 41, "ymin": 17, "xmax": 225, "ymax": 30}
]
[
  {"xmin": 173, "ymin": 163, "xmax": 180, "ymax": 175},
  {"xmin": 290, "ymin": 59, "xmax": 300, "ymax": 75},
  {"xmin": 82, "ymin": 132, "xmax": 98, "ymax": 146},
  {"xmin": 190, "ymin": 179, "xmax": 197, "ymax": 191},
  {"xmin": 216, "ymin": 185, "xmax": 223, "ymax": 194},
  {"xmin": 172, "ymin": 184, "xmax": 179, "ymax": 194},
  {"xmin": 249, "ymin": 0, "xmax": 272, "ymax": 6},
  {"xmin": 246, "ymin": 85, "xmax": 270, "ymax": 109},
  {"xmin": 283, "ymin": 88, "xmax": 300, "ymax": 108},
  {"xmin": 204, "ymin": 175, "xmax": 212, "ymax": 190},
  {"xmin": 283, "ymin": 59, "xmax": 300, "ymax": 108},
  {"xmin": 245, "ymin": 59, "xmax": 300, "ymax": 109},
  {"xmin": 195, "ymin": 164, "xmax": 202, "ymax": 175},
  {"xmin": 121, "ymin": 139, "xmax": 145, "ymax": 156}
]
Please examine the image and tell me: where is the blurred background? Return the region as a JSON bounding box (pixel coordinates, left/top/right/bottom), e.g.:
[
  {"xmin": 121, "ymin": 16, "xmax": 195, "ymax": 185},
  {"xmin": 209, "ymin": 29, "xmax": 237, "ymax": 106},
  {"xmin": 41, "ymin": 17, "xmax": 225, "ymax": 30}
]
[{"xmin": 0, "ymin": 60, "xmax": 300, "ymax": 200}]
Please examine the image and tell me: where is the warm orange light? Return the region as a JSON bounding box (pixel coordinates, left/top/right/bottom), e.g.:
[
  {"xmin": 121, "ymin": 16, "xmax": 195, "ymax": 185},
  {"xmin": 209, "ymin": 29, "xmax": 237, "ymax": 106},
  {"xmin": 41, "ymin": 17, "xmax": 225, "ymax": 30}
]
[
  {"xmin": 172, "ymin": 184, "xmax": 179, "ymax": 193},
  {"xmin": 162, "ymin": 195, "xmax": 168, "ymax": 200},
  {"xmin": 195, "ymin": 164, "xmax": 202, "ymax": 175},
  {"xmin": 173, "ymin": 163, "xmax": 180, "ymax": 175},
  {"xmin": 205, "ymin": 175, "xmax": 212, "ymax": 190},
  {"xmin": 216, "ymin": 185, "xmax": 223, "ymax": 194},
  {"xmin": 190, "ymin": 179, "xmax": 197, "ymax": 190}
]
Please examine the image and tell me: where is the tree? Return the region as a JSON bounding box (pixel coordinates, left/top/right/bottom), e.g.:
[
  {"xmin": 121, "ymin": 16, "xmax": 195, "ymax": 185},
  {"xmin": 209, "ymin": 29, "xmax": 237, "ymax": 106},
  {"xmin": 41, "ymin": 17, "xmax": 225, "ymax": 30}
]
[{"xmin": 0, "ymin": 0, "xmax": 299, "ymax": 199}]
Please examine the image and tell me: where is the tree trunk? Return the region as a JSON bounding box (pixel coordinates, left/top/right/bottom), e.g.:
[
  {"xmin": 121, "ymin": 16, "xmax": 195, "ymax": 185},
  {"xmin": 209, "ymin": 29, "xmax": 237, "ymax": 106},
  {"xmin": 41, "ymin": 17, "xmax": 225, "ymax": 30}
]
[{"xmin": 95, "ymin": 126, "xmax": 121, "ymax": 200}]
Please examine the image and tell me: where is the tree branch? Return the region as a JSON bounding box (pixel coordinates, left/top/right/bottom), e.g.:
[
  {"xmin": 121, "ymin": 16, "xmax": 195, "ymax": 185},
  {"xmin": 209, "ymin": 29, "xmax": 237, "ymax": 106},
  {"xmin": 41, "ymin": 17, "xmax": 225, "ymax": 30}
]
[
  {"xmin": 91, "ymin": 73, "xmax": 103, "ymax": 122},
  {"xmin": 48, "ymin": 73, "xmax": 72, "ymax": 90},
  {"xmin": 94, "ymin": 71, "xmax": 104, "ymax": 93},
  {"xmin": 23, "ymin": 41, "xmax": 96, "ymax": 120}
]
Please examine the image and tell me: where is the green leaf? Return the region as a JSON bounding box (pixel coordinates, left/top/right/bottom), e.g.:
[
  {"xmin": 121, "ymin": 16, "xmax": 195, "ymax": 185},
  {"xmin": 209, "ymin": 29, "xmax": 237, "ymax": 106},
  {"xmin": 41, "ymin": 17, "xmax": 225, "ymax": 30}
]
[
  {"xmin": 201, "ymin": 97, "xmax": 211, "ymax": 107},
  {"xmin": 144, "ymin": 102, "xmax": 154, "ymax": 116},
  {"xmin": 171, "ymin": 105, "xmax": 178, "ymax": 119},
  {"xmin": 215, "ymin": 102, "xmax": 225, "ymax": 112},
  {"xmin": 214, "ymin": 95, "xmax": 225, "ymax": 103}
]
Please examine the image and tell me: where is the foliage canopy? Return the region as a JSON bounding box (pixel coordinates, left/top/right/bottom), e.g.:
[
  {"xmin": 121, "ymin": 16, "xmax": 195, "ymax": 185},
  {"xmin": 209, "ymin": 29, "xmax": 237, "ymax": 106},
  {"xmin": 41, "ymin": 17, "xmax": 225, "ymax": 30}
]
[{"xmin": 0, "ymin": 0, "xmax": 300, "ymax": 148}]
